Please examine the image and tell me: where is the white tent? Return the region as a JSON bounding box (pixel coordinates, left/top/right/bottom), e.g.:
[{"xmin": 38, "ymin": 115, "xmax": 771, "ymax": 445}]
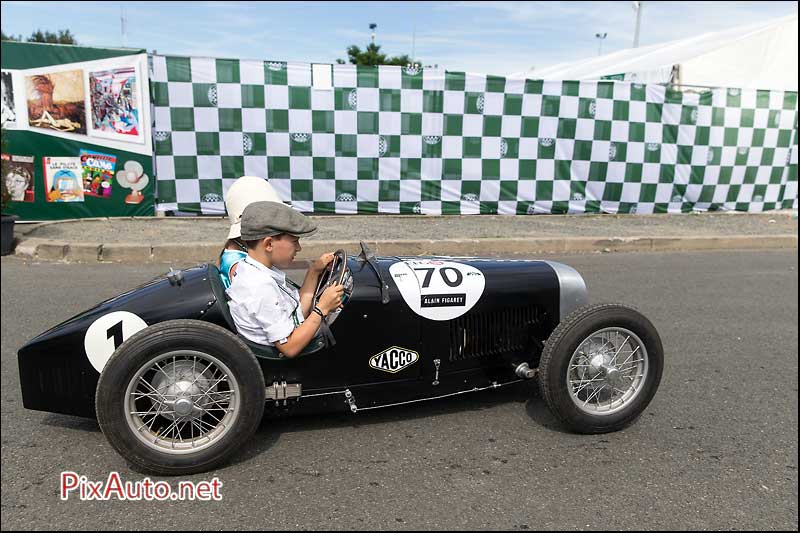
[{"xmin": 510, "ymin": 14, "xmax": 798, "ymax": 91}]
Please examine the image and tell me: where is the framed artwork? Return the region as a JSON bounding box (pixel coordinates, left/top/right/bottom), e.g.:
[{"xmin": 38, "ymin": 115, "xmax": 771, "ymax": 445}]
[{"xmin": 87, "ymin": 65, "xmax": 145, "ymax": 144}]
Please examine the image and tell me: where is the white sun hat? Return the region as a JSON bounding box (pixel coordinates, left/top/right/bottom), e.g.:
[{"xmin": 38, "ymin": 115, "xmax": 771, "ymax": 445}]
[{"xmin": 225, "ymin": 176, "xmax": 283, "ymax": 240}]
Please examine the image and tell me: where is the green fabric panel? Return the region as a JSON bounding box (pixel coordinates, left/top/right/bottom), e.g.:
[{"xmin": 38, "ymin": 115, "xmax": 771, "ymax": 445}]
[
  {"xmin": 1, "ymin": 41, "xmax": 144, "ymax": 69},
  {"xmin": 2, "ymin": 129, "xmax": 154, "ymax": 220}
]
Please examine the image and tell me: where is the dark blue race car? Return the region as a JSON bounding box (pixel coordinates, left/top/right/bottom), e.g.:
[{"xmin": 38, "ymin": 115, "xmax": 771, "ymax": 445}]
[{"xmin": 18, "ymin": 244, "xmax": 663, "ymax": 475}]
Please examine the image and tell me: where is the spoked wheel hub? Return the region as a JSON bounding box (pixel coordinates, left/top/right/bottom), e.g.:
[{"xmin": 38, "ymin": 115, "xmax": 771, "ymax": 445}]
[
  {"xmin": 567, "ymin": 327, "xmax": 649, "ymax": 416},
  {"xmin": 124, "ymin": 350, "xmax": 241, "ymax": 454}
]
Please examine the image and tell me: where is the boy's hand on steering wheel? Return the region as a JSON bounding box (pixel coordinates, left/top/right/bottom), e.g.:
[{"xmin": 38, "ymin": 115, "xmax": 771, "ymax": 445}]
[
  {"xmin": 311, "ymin": 252, "xmax": 335, "ymax": 275},
  {"xmin": 318, "ymin": 283, "xmax": 344, "ymax": 315}
]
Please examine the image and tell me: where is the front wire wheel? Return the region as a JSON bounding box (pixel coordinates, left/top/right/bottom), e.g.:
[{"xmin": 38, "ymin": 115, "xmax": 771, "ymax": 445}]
[{"xmin": 539, "ymin": 303, "xmax": 663, "ymax": 434}]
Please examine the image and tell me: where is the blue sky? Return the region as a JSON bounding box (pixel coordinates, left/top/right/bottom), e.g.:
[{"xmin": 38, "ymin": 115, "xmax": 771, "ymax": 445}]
[{"xmin": 1, "ymin": 1, "xmax": 797, "ymax": 75}]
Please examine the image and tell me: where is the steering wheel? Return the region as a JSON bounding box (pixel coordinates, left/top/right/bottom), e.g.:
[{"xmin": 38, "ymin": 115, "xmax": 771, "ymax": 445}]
[{"xmin": 313, "ymin": 249, "xmax": 351, "ymax": 320}]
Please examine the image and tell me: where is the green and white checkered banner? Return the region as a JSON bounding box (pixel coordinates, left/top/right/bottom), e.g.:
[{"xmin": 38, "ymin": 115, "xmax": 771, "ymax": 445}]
[{"xmin": 150, "ymin": 55, "xmax": 798, "ymax": 215}]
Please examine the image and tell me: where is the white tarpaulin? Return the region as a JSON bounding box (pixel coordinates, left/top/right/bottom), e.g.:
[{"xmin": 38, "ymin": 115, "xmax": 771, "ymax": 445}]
[{"xmin": 511, "ymin": 14, "xmax": 798, "ymax": 91}]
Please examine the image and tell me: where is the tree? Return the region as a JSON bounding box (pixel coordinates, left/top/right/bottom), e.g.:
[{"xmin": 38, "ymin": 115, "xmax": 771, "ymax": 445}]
[
  {"xmin": 0, "ymin": 29, "xmax": 77, "ymax": 44},
  {"xmin": 337, "ymin": 42, "xmax": 418, "ymax": 67},
  {"xmin": 27, "ymin": 29, "xmax": 78, "ymax": 44},
  {"xmin": 1, "ymin": 30, "xmax": 21, "ymax": 41}
]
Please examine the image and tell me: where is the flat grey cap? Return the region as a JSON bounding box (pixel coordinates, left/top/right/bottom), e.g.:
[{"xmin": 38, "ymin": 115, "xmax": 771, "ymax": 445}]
[{"xmin": 240, "ymin": 201, "xmax": 317, "ymax": 240}]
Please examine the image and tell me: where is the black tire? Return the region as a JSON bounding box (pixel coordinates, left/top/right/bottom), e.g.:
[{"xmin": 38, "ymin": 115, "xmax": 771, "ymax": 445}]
[
  {"xmin": 96, "ymin": 320, "xmax": 265, "ymax": 475},
  {"xmin": 539, "ymin": 303, "xmax": 663, "ymax": 434}
]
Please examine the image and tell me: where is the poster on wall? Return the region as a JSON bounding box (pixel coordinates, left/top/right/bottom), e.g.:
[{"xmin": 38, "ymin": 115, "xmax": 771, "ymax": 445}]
[
  {"xmin": 26, "ymin": 70, "xmax": 86, "ymax": 134},
  {"xmin": 88, "ymin": 66, "xmax": 144, "ymax": 143},
  {"xmin": 1, "ymin": 71, "xmax": 16, "ymax": 128},
  {"xmin": 1, "ymin": 153, "xmax": 35, "ymax": 202},
  {"xmin": 43, "ymin": 156, "xmax": 84, "ymax": 202},
  {"xmin": 115, "ymin": 160, "xmax": 149, "ymax": 204},
  {"xmin": 80, "ymin": 149, "xmax": 116, "ymax": 198}
]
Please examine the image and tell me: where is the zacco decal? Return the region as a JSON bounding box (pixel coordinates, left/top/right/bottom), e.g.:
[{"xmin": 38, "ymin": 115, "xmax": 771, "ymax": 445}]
[
  {"xmin": 389, "ymin": 260, "xmax": 486, "ymax": 321},
  {"xmin": 369, "ymin": 346, "xmax": 420, "ymax": 373}
]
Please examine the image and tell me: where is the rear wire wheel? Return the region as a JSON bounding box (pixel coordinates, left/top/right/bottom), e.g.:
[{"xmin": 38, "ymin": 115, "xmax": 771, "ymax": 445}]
[{"xmin": 96, "ymin": 320, "xmax": 265, "ymax": 475}]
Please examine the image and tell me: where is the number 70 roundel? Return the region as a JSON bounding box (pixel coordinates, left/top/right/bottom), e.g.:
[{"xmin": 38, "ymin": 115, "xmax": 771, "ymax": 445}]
[{"xmin": 389, "ymin": 260, "xmax": 486, "ymax": 321}]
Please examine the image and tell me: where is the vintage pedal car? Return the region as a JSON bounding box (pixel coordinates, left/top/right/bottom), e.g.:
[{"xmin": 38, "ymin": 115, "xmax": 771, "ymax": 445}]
[{"xmin": 18, "ymin": 244, "xmax": 663, "ymax": 475}]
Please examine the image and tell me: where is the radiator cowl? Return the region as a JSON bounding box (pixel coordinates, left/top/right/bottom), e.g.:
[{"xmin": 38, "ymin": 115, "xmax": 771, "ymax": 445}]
[{"xmin": 448, "ymin": 305, "xmax": 544, "ymax": 362}]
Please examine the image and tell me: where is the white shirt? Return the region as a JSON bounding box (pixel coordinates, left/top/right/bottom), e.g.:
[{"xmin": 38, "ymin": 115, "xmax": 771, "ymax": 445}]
[{"xmin": 225, "ymin": 257, "xmax": 304, "ymax": 345}]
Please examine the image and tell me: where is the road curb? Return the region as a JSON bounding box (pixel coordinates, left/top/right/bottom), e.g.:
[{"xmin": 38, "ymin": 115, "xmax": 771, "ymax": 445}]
[{"xmin": 12, "ymin": 234, "xmax": 798, "ymax": 264}]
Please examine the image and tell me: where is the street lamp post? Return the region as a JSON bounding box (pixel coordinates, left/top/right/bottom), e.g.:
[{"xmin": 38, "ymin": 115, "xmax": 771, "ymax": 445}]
[
  {"xmin": 369, "ymin": 23, "xmax": 377, "ymax": 44},
  {"xmin": 595, "ymin": 32, "xmax": 608, "ymax": 56},
  {"xmin": 120, "ymin": 6, "xmax": 127, "ymax": 47},
  {"xmin": 411, "ymin": 22, "xmax": 416, "ymax": 64},
  {"xmin": 632, "ymin": 1, "xmax": 643, "ymax": 48}
]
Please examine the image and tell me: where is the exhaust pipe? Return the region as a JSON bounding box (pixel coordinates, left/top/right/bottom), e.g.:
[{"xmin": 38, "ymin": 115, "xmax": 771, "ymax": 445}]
[{"xmin": 513, "ymin": 362, "xmax": 538, "ymax": 379}]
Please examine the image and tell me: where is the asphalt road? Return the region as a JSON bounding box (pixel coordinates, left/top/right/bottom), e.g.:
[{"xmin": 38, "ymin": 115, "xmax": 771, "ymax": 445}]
[{"xmin": 1, "ymin": 250, "xmax": 797, "ymax": 530}]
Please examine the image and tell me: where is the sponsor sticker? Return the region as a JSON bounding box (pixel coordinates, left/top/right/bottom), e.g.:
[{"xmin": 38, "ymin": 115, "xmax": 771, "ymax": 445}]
[
  {"xmin": 421, "ymin": 294, "xmax": 466, "ymax": 307},
  {"xmin": 369, "ymin": 346, "xmax": 420, "ymax": 373}
]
